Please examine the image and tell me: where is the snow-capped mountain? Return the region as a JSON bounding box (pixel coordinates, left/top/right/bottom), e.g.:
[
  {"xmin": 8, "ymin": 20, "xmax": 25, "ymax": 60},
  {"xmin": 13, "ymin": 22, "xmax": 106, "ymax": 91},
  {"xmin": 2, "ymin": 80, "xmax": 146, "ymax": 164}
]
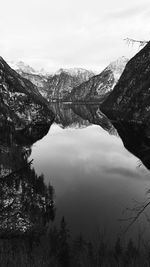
[
  {"xmin": 9, "ymin": 58, "xmax": 128, "ymax": 103},
  {"xmin": 105, "ymin": 56, "xmax": 129, "ymax": 86},
  {"xmin": 9, "ymin": 61, "xmax": 50, "ymax": 76},
  {"xmin": 9, "ymin": 62, "xmax": 95, "ymax": 101},
  {"xmin": 45, "ymin": 68, "xmax": 95, "ymax": 101},
  {"xmin": 56, "ymin": 68, "xmax": 94, "ymax": 79},
  {"xmin": 9, "ymin": 61, "xmax": 53, "ymax": 98},
  {"xmin": 67, "ymin": 57, "xmax": 128, "ymax": 102},
  {"xmin": 9, "ymin": 61, "xmax": 36, "ymax": 74}
]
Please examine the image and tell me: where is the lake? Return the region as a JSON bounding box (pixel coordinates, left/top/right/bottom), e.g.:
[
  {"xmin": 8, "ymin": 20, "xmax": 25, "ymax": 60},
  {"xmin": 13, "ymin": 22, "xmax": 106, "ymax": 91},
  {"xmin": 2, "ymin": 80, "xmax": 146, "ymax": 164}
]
[{"xmin": 30, "ymin": 103, "xmax": 150, "ymax": 242}]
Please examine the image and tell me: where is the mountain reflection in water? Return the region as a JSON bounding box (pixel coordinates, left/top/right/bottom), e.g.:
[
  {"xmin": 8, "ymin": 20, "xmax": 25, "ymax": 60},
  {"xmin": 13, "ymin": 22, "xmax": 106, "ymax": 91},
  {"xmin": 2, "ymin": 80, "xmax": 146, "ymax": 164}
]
[{"xmin": 30, "ymin": 103, "xmax": 150, "ymax": 240}]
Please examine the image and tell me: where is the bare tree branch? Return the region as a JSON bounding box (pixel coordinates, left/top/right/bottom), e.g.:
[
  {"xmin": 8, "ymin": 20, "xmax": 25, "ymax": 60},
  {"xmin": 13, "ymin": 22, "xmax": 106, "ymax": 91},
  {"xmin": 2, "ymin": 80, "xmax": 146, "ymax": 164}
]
[{"xmin": 124, "ymin": 38, "xmax": 148, "ymax": 48}]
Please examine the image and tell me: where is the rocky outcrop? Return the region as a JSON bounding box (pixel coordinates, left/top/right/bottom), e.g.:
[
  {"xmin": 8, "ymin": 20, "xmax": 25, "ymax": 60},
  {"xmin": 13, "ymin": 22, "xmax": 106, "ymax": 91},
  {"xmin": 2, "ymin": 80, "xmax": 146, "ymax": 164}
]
[
  {"xmin": 0, "ymin": 57, "xmax": 54, "ymax": 129},
  {"xmin": 66, "ymin": 57, "xmax": 128, "ymax": 102},
  {"xmin": 101, "ymin": 42, "xmax": 150, "ymax": 123}
]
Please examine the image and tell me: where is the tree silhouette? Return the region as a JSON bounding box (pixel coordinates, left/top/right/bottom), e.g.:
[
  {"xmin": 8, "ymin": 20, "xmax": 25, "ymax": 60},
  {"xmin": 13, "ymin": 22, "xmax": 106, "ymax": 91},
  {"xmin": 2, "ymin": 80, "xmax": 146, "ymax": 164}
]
[
  {"xmin": 0, "ymin": 124, "xmax": 55, "ymax": 236},
  {"xmin": 58, "ymin": 217, "xmax": 70, "ymax": 267},
  {"xmin": 124, "ymin": 38, "xmax": 148, "ymax": 48}
]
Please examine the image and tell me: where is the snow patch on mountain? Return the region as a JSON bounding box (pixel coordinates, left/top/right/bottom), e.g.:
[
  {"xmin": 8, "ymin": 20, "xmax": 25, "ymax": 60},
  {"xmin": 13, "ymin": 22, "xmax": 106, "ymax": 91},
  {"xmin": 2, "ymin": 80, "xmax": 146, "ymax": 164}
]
[
  {"xmin": 56, "ymin": 68, "xmax": 95, "ymax": 78},
  {"xmin": 9, "ymin": 61, "xmax": 51, "ymax": 76},
  {"xmin": 106, "ymin": 56, "xmax": 128, "ymax": 83},
  {"xmin": 96, "ymin": 56, "xmax": 129, "ymax": 94}
]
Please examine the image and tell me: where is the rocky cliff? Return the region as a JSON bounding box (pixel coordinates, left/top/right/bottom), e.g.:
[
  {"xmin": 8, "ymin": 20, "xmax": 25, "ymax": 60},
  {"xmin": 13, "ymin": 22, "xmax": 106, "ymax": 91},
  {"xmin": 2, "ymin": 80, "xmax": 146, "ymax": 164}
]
[
  {"xmin": 101, "ymin": 42, "xmax": 150, "ymax": 123},
  {"xmin": 67, "ymin": 57, "xmax": 128, "ymax": 102},
  {"xmin": 0, "ymin": 57, "xmax": 54, "ymax": 129},
  {"xmin": 46, "ymin": 68, "xmax": 94, "ymax": 101}
]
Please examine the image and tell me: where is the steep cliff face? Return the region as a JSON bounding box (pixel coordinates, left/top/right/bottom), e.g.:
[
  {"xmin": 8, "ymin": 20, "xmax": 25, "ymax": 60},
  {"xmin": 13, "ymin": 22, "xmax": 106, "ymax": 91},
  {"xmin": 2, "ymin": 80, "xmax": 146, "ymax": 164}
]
[
  {"xmin": 0, "ymin": 57, "xmax": 54, "ymax": 129},
  {"xmin": 15, "ymin": 72, "xmax": 50, "ymax": 98},
  {"xmin": 46, "ymin": 68, "xmax": 94, "ymax": 101},
  {"xmin": 101, "ymin": 43, "xmax": 150, "ymax": 123},
  {"xmin": 67, "ymin": 57, "xmax": 128, "ymax": 102}
]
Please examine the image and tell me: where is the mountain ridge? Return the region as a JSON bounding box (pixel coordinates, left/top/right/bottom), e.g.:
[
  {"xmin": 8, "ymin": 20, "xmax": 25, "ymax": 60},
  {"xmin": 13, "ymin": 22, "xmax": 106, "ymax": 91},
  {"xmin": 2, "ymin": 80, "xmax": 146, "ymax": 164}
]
[
  {"xmin": 12, "ymin": 63, "xmax": 95, "ymax": 101},
  {"xmin": 66, "ymin": 56, "xmax": 128, "ymax": 102}
]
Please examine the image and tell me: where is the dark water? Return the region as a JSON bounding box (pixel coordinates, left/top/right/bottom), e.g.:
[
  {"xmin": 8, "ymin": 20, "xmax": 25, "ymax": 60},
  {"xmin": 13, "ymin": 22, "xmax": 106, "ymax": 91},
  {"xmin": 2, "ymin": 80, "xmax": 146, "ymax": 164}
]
[{"xmin": 29, "ymin": 103, "xmax": 150, "ymax": 241}]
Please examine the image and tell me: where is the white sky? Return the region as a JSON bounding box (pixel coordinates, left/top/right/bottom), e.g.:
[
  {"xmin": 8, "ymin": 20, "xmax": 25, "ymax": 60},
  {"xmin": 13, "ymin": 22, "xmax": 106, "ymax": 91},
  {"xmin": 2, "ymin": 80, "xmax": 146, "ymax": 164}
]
[{"xmin": 1, "ymin": 0, "xmax": 150, "ymax": 72}]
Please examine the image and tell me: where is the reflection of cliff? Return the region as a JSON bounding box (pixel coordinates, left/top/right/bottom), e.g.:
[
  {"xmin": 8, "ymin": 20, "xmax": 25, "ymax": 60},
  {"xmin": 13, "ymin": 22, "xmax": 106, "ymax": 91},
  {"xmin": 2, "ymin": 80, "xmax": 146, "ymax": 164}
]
[
  {"xmin": 50, "ymin": 102, "xmax": 90, "ymax": 128},
  {"xmin": 0, "ymin": 124, "xmax": 55, "ymax": 234},
  {"xmin": 110, "ymin": 121, "xmax": 150, "ymax": 170},
  {"xmin": 71, "ymin": 104, "xmax": 118, "ymax": 135},
  {"xmin": 49, "ymin": 102, "xmax": 117, "ymax": 135}
]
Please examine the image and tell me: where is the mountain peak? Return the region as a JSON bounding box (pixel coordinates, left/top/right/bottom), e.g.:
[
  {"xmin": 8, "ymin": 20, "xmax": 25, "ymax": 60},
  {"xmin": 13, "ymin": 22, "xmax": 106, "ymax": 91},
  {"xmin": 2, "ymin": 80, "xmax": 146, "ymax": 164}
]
[
  {"xmin": 107, "ymin": 56, "xmax": 128, "ymax": 71},
  {"xmin": 56, "ymin": 68, "xmax": 95, "ymax": 77},
  {"xmin": 8, "ymin": 61, "xmax": 51, "ymax": 76},
  {"xmin": 106, "ymin": 56, "xmax": 129, "ymax": 81}
]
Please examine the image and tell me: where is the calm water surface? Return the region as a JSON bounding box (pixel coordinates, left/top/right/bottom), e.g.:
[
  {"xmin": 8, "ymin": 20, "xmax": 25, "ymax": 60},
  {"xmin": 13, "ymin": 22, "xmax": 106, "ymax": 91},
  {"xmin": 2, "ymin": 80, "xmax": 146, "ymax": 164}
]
[{"xmin": 30, "ymin": 104, "xmax": 150, "ymax": 240}]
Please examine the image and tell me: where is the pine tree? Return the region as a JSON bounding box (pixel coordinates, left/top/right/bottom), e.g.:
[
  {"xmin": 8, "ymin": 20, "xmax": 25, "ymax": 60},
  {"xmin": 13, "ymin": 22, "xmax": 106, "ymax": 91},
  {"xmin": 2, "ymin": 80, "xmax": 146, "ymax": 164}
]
[{"xmin": 58, "ymin": 217, "xmax": 70, "ymax": 267}]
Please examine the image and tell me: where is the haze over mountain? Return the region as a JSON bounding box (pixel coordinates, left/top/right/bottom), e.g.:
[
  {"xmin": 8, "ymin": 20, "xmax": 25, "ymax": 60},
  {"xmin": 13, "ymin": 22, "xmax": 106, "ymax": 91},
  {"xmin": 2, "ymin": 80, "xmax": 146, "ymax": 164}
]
[
  {"xmin": 9, "ymin": 61, "xmax": 51, "ymax": 76},
  {"xmin": 9, "ymin": 61, "xmax": 53, "ymax": 98}
]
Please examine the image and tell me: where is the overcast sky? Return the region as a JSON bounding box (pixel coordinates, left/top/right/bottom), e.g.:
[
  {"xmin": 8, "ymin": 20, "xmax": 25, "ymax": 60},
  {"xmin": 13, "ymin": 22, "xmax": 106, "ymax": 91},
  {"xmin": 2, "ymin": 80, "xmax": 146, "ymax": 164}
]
[{"xmin": 1, "ymin": 0, "xmax": 150, "ymax": 72}]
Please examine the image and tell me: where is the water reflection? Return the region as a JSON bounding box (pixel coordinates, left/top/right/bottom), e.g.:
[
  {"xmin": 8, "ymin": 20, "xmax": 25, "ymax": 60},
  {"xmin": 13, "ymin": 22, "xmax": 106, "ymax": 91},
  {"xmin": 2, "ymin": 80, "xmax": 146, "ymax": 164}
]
[
  {"xmin": 71, "ymin": 103, "xmax": 117, "ymax": 135},
  {"xmin": 2, "ymin": 102, "xmax": 150, "ymax": 240},
  {"xmin": 50, "ymin": 102, "xmax": 91, "ymax": 128},
  {"xmin": 31, "ymin": 103, "xmax": 150, "ymax": 240},
  {"xmin": 51, "ymin": 102, "xmax": 150, "ymax": 171},
  {"xmin": 1, "ymin": 102, "xmax": 150, "ymax": 264},
  {"xmin": 108, "ymin": 120, "xmax": 150, "ymax": 170},
  {"xmin": 50, "ymin": 102, "xmax": 117, "ymax": 135},
  {"xmin": 0, "ymin": 123, "xmax": 55, "ymax": 235}
]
